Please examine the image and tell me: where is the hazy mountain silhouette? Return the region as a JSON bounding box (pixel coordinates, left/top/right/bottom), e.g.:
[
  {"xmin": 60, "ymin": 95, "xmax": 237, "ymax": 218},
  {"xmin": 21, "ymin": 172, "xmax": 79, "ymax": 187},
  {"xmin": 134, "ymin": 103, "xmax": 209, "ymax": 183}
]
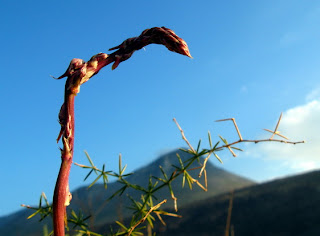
[
  {"xmin": 0, "ymin": 148, "xmax": 254, "ymax": 235},
  {"xmin": 70, "ymin": 148, "xmax": 255, "ymax": 229},
  {"xmin": 2, "ymin": 149, "xmax": 319, "ymax": 236}
]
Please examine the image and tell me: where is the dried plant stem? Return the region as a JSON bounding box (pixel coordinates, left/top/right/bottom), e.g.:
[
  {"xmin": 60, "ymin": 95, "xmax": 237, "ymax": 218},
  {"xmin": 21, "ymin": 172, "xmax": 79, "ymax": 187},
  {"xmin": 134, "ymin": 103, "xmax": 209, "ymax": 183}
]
[
  {"xmin": 53, "ymin": 89, "xmax": 75, "ymax": 235},
  {"xmin": 173, "ymin": 117, "xmax": 304, "ymax": 190},
  {"xmin": 216, "ymin": 118, "xmax": 243, "ymax": 140},
  {"xmin": 227, "ymin": 146, "xmax": 237, "ymax": 157},
  {"xmin": 216, "ymin": 138, "xmax": 305, "ymax": 151},
  {"xmin": 199, "ymin": 152, "xmax": 211, "ymax": 178},
  {"xmin": 52, "ymin": 27, "xmax": 191, "ymax": 236},
  {"xmin": 225, "ymin": 190, "xmax": 234, "ymax": 236},
  {"xmin": 173, "ymin": 118, "xmax": 195, "ymax": 153}
]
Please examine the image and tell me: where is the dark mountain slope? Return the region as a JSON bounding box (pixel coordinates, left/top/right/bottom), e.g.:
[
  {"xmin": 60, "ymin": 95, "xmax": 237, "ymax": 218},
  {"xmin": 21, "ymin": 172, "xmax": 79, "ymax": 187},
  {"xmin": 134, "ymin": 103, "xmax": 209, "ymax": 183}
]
[
  {"xmin": 0, "ymin": 148, "xmax": 254, "ymax": 235},
  {"xmin": 71, "ymin": 148, "xmax": 254, "ymax": 227},
  {"xmin": 153, "ymin": 170, "xmax": 320, "ymax": 236}
]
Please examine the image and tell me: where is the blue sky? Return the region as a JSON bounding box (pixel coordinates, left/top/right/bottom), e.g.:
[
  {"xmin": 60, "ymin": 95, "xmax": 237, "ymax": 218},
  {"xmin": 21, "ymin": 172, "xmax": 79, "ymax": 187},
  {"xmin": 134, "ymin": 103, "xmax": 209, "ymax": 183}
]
[{"xmin": 1, "ymin": 1, "xmax": 320, "ymax": 217}]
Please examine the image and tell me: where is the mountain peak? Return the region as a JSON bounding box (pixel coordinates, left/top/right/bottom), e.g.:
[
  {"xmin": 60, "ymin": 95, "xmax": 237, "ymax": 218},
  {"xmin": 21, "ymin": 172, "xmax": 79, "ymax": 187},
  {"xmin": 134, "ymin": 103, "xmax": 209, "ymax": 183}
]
[
  {"xmin": 132, "ymin": 148, "xmax": 217, "ymax": 179},
  {"xmin": 0, "ymin": 148, "xmax": 255, "ymax": 235}
]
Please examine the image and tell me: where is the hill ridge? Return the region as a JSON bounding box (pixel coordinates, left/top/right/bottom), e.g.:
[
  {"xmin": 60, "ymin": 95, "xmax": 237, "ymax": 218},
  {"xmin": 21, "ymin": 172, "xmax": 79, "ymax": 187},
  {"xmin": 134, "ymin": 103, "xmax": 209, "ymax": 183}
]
[
  {"xmin": 0, "ymin": 148, "xmax": 255, "ymax": 235},
  {"xmin": 151, "ymin": 169, "xmax": 320, "ymax": 236}
]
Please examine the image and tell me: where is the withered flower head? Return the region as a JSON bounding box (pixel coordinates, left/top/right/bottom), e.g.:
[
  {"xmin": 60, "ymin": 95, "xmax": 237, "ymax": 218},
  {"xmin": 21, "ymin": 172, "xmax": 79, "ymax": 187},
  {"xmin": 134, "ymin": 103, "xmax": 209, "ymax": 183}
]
[{"xmin": 109, "ymin": 26, "xmax": 192, "ymax": 70}]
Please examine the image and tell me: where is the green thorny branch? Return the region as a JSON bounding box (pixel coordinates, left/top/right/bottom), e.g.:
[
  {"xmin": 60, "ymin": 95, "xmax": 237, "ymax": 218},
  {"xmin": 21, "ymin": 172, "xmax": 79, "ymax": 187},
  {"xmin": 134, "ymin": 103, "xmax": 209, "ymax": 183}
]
[
  {"xmin": 72, "ymin": 114, "xmax": 304, "ymax": 235},
  {"xmin": 49, "ymin": 26, "xmax": 191, "ymax": 236},
  {"xmin": 23, "ymin": 113, "xmax": 304, "ymax": 235}
]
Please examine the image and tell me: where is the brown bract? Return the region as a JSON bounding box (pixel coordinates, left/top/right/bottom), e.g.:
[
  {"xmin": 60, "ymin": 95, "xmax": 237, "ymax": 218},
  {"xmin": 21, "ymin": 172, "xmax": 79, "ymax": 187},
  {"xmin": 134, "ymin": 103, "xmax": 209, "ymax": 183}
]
[
  {"xmin": 55, "ymin": 26, "xmax": 191, "ymax": 82},
  {"xmin": 108, "ymin": 26, "xmax": 192, "ymax": 70}
]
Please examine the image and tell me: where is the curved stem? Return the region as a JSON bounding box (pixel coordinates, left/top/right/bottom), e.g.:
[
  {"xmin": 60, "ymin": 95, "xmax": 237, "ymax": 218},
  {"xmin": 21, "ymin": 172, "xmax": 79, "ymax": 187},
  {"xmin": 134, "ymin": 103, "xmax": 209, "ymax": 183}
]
[
  {"xmin": 53, "ymin": 90, "xmax": 75, "ymax": 235},
  {"xmin": 52, "ymin": 27, "xmax": 191, "ymax": 236}
]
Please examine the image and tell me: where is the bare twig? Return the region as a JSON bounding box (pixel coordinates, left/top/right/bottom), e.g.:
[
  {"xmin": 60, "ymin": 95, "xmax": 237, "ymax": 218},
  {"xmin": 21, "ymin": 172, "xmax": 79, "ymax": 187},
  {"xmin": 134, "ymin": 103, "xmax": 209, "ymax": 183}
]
[
  {"xmin": 216, "ymin": 118, "xmax": 243, "ymax": 140},
  {"xmin": 171, "ymin": 116, "xmax": 304, "ymax": 209},
  {"xmin": 175, "ymin": 117, "xmax": 304, "ymax": 160},
  {"xmin": 215, "ymin": 118, "xmax": 241, "ymax": 157},
  {"xmin": 225, "ymin": 190, "xmax": 234, "ymax": 236},
  {"xmin": 199, "ymin": 152, "xmax": 212, "ymax": 178},
  {"xmin": 193, "ymin": 177, "xmax": 207, "ymax": 191},
  {"xmin": 204, "ymin": 168, "xmax": 208, "ymax": 190},
  {"xmin": 216, "ymin": 138, "xmax": 304, "ymax": 150},
  {"xmin": 173, "ymin": 118, "xmax": 195, "ymax": 153},
  {"xmin": 212, "ymin": 138, "xmax": 304, "ymax": 159},
  {"xmin": 214, "ymin": 116, "xmax": 304, "ymax": 157},
  {"xmin": 263, "ymin": 113, "xmax": 289, "ymax": 140},
  {"xmin": 227, "ymin": 146, "xmax": 237, "ymax": 157}
]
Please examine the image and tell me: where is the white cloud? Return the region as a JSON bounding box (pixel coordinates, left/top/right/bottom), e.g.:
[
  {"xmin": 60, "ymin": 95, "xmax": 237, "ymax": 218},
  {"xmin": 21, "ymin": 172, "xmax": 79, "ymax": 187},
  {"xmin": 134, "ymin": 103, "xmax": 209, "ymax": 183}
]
[{"xmin": 245, "ymin": 99, "xmax": 320, "ymax": 174}]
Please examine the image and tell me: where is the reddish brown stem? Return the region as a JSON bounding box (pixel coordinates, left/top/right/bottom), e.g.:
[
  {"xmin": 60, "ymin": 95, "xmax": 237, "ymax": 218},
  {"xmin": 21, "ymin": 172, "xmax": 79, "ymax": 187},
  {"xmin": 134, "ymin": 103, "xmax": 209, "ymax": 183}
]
[
  {"xmin": 52, "ymin": 27, "xmax": 191, "ymax": 236},
  {"xmin": 53, "ymin": 85, "xmax": 76, "ymax": 235}
]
